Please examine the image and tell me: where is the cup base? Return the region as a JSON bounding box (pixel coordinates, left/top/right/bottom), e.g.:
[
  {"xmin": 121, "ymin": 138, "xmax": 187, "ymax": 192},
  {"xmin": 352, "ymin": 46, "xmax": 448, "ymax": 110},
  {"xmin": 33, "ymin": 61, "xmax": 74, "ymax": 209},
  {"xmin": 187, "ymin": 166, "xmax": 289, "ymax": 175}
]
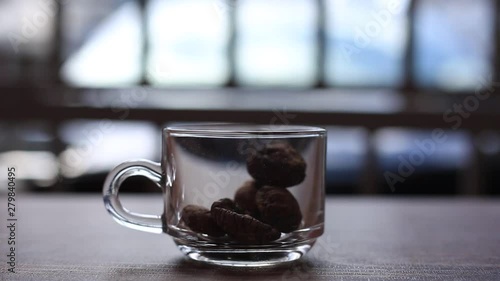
[{"xmin": 174, "ymin": 239, "xmax": 315, "ymax": 267}]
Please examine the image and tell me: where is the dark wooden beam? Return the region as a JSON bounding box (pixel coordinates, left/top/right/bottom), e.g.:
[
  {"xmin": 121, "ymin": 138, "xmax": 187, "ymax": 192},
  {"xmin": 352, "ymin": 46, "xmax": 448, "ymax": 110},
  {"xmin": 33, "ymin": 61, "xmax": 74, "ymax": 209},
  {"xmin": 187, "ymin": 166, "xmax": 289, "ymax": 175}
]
[{"xmin": 2, "ymin": 88, "xmax": 500, "ymax": 132}]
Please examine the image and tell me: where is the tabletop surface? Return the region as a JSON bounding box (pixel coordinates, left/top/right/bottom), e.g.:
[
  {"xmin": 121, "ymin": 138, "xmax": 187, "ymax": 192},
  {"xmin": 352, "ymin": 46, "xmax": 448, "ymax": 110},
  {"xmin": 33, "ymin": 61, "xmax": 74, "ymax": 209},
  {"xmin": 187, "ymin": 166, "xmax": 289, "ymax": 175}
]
[{"xmin": 1, "ymin": 195, "xmax": 499, "ymax": 281}]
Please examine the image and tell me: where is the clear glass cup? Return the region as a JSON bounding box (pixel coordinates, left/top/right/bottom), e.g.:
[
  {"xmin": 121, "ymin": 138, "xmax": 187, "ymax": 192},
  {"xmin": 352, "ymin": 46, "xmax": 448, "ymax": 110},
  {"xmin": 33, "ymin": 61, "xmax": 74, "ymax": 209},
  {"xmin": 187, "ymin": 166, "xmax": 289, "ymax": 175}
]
[{"xmin": 103, "ymin": 123, "xmax": 326, "ymax": 267}]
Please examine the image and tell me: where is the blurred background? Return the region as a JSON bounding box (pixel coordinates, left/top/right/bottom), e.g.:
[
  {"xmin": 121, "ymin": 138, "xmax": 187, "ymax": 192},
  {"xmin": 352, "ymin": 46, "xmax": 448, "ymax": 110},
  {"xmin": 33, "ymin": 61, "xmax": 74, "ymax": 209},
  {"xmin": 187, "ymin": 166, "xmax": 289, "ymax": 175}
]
[{"xmin": 0, "ymin": 0, "xmax": 499, "ymax": 195}]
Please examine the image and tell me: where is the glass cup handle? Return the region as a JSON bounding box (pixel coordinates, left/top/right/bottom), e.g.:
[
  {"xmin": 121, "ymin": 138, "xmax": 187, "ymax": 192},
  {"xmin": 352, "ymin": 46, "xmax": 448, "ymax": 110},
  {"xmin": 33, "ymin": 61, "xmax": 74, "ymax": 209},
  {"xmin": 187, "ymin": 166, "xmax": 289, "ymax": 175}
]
[{"xmin": 103, "ymin": 159, "xmax": 164, "ymax": 234}]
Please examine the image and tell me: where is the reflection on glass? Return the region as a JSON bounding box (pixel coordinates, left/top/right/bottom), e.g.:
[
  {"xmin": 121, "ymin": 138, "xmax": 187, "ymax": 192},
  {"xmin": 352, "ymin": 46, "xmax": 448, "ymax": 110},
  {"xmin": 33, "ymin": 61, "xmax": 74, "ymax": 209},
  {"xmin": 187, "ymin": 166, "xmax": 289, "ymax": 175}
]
[
  {"xmin": 325, "ymin": 0, "xmax": 410, "ymax": 86},
  {"xmin": 415, "ymin": 0, "xmax": 494, "ymax": 90},
  {"xmin": 236, "ymin": 0, "xmax": 317, "ymax": 87},
  {"xmin": 60, "ymin": 1, "xmax": 142, "ymax": 87},
  {"xmin": 147, "ymin": 0, "xmax": 229, "ymax": 87}
]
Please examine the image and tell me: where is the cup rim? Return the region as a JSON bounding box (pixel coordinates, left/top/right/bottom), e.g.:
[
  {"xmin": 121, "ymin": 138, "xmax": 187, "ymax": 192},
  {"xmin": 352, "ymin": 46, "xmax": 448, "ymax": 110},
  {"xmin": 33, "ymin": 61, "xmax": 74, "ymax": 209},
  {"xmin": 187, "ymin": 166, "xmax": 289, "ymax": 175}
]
[{"xmin": 165, "ymin": 123, "xmax": 325, "ymax": 137}]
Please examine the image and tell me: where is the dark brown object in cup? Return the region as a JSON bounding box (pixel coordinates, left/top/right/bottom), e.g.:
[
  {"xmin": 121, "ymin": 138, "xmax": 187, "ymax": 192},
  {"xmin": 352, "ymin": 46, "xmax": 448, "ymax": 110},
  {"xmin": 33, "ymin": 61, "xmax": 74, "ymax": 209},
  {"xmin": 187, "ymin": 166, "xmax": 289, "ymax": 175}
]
[
  {"xmin": 256, "ymin": 186, "xmax": 302, "ymax": 233},
  {"xmin": 181, "ymin": 205, "xmax": 225, "ymax": 237},
  {"xmin": 246, "ymin": 142, "xmax": 306, "ymax": 187},
  {"xmin": 211, "ymin": 198, "xmax": 239, "ymax": 212},
  {"xmin": 234, "ymin": 180, "xmax": 260, "ymax": 217},
  {"xmin": 211, "ymin": 206, "xmax": 281, "ymax": 244}
]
